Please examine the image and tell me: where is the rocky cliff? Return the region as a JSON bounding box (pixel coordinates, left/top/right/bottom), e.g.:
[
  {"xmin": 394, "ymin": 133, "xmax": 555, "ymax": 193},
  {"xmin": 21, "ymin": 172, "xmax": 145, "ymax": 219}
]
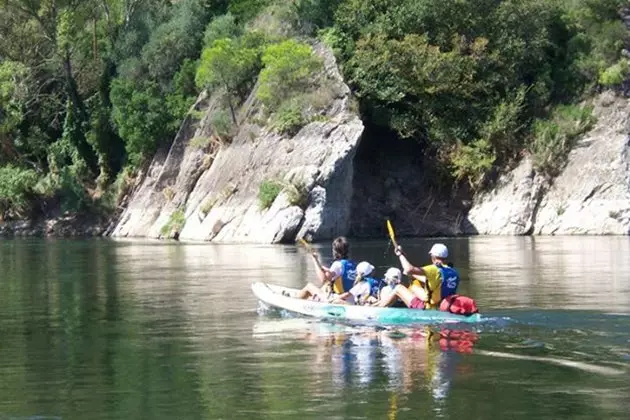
[
  {"xmin": 463, "ymin": 91, "xmax": 630, "ymax": 235},
  {"xmin": 109, "ymin": 42, "xmax": 364, "ymax": 243},
  {"xmin": 109, "ymin": 44, "xmax": 630, "ymax": 243}
]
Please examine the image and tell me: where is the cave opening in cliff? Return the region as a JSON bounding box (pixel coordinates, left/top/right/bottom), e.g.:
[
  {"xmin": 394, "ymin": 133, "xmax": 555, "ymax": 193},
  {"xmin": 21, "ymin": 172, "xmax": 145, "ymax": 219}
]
[{"xmin": 349, "ymin": 119, "xmax": 470, "ymax": 238}]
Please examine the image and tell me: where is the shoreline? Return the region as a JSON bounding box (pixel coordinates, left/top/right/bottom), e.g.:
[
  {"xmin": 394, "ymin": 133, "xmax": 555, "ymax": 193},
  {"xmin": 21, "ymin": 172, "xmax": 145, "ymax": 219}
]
[{"xmin": 1, "ymin": 214, "xmax": 629, "ymax": 241}]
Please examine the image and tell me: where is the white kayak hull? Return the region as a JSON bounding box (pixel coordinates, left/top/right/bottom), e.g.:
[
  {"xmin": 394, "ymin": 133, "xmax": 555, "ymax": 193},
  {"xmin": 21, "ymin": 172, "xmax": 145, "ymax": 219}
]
[{"xmin": 251, "ymin": 282, "xmax": 483, "ymax": 325}]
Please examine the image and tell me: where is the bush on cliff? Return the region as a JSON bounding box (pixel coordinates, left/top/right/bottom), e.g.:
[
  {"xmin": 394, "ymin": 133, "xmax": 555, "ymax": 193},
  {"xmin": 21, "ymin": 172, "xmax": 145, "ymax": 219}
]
[
  {"xmin": 257, "ymin": 39, "xmax": 324, "ymax": 111},
  {"xmin": 0, "ymin": 166, "xmax": 39, "ymax": 219},
  {"xmin": 258, "ymin": 180, "xmax": 283, "ymax": 210},
  {"xmin": 529, "ymin": 104, "xmax": 596, "ymax": 177}
]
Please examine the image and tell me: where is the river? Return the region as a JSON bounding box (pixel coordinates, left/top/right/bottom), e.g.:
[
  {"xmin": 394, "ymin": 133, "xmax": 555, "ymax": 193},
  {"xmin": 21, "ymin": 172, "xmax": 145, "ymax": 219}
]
[{"xmin": 0, "ymin": 236, "xmax": 628, "ymax": 419}]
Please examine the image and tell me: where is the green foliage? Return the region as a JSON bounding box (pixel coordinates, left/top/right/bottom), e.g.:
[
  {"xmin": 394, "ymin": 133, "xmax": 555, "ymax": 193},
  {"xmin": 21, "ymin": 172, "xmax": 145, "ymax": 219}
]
[
  {"xmin": 529, "ymin": 104, "xmax": 596, "ymax": 177},
  {"xmin": 296, "ymin": 0, "xmax": 343, "ymax": 31},
  {"xmin": 200, "ymin": 197, "xmax": 217, "ymax": 216},
  {"xmin": 204, "ymin": 13, "xmax": 242, "ymax": 46},
  {"xmin": 228, "ymin": 0, "xmax": 273, "ymax": 22},
  {"xmin": 141, "ymin": 0, "xmax": 217, "ymax": 83},
  {"xmin": 0, "ymin": 61, "xmax": 29, "ymax": 139},
  {"xmin": 257, "ymin": 39, "xmax": 323, "ymax": 110},
  {"xmin": 245, "ymin": 2, "xmax": 300, "ymax": 39},
  {"xmin": 285, "ymin": 180, "xmax": 309, "ymax": 208},
  {"xmin": 599, "ymin": 59, "xmax": 629, "ymax": 86},
  {"xmin": 333, "ymin": 0, "xmax": 628, "ymax": 187},
  {"xmin": 110, "ymin": 80, "xmax": 175, "ymax": 167},
  {"xmin": 0, "ymin": 165, "xmax": 39, "ymax": 218},
  {"xmin": 317, "ymin": 27, "xmax": 344, "ymax": 56},
  {"xmin": 450, "ymin": 139, "xmax": 497, "ymax": 190},
  {"xmin": 160, "ymin": 209, "xmax": 187, "ymax": 237},
  {"xmin": 272, "ymin": 99, "xmax": 307, "ymax": 136},
  {"xmin": 190, "ymin": 136, "xmax": 213, "ymax": 149},
  {"xmin": 211, "ymin": 109, "xmax": 235, "ymax": 140},
  {"xmin": 0, "ymin": 0, "xmax": 628, "ymax": 222},
  {"xmin": 258, "ymin": 179, "xmax": 283, "ymax": 209},
  {"xmin": 195, "ymin": 37, "xmax": 261, "ymax": 117}
]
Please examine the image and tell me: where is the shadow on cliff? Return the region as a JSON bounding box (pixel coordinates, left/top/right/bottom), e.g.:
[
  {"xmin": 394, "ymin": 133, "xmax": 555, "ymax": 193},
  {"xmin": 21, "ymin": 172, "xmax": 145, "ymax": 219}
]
[{"xmin": 349, "ymin": 119, "xmax": 475, "ymax": 239}]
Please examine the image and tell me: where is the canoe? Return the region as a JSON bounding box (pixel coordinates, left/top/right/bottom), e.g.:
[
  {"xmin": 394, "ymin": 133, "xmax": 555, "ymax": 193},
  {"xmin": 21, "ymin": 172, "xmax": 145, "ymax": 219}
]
[{"xmin": 251, "ymin": 282, "xmax": 483, "ymax": 326}]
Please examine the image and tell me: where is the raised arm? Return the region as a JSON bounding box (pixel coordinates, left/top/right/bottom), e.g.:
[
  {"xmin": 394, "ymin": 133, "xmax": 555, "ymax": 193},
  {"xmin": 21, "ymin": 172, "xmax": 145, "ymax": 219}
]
[
  {"xmin": 310, "ymin": 251, "xmax": 335, "ymax": 286},
  {"xmin": 395, "ymin": 246, "xmax": 425, "ymax": 277}
]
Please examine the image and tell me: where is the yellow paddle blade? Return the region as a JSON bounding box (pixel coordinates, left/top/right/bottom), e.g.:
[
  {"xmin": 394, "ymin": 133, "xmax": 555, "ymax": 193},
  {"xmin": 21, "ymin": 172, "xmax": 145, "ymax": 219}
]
[
  {"xmin": 297, "ymin": 238, "xmax": 313, "ymax": 252},
  {"xmin": 386, "ymin": 219, "xmax": 398, "ymax": 248}
]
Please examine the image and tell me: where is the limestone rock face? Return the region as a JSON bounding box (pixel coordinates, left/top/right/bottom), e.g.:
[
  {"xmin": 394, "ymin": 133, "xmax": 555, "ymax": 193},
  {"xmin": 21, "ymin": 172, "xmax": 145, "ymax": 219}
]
[
  {"xmin": 464, "ymin": 91, "xmax": 630, "ymax": 235},
  {"xmin": 463, "ymin": 157, "xmax": 546, "ymax": 235},
  {"xmin": 110, "ymin": 42, "xmax": 364, "ymax": 243}
]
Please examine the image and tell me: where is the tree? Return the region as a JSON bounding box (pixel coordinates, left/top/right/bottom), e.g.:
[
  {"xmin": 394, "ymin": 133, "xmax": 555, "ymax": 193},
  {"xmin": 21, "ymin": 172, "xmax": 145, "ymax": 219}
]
[
  {"xmin": 257, "ymin": 39, "xmax": 322, "ymax": 110},
  {"xmin": 195, "ymin": 37, "xmax": 260, "ymax": 122}
]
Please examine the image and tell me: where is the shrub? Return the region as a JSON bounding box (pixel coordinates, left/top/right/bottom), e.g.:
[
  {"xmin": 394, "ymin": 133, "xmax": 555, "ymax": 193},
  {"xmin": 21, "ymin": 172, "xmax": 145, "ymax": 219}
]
[
  {"xmin": 200, "ymin": 198, "xmax": 216, "ymax": 216},
  {"xmin": 529, "ymin": 104, "xmax": 596, "ymax": 176},
  {"xmin": 257, "ymin": 39, "xmax": 323, "ymax": 111},
  {"xmin": 258, "ymin": 179, "xmax": 283, "ymax": 209},
  {"xmin": 162, "ymin": 186, "xmax": 175, "ymax": 201},
  {"xmin": 272, "ymin": 99, "xmax": 306, "ymax": 136},
  {"xmin": 160, "ymin": 209, "xmax": 186, "ymax": 237},
  {"xmin": 599, "ymin": 59, "xmax": 629, "ymax": 87},
  {"xmin": 0, "ymin": 165, "xmax": 39, "ymax": 219},
  {"xmin": 210, "ymin": 109, "xmax": 234, "ymax": 141},
  {"xmin": 450, "ymin": 139, "xmax": 497, "ymax": 190},
  {"xmin": 190, "ymin": 136, "xmax": 213, "ymax": 149},
  {"xmin": 195, "ymin": 38, "xmax": 260, "ymax": 113},
  {"xmin": 203, "ymin": 13, "xmax": 242, "ymax": 47},
  {"xmin": 285, "ymin": 181, "xmax": 309, "ymax": 209}
]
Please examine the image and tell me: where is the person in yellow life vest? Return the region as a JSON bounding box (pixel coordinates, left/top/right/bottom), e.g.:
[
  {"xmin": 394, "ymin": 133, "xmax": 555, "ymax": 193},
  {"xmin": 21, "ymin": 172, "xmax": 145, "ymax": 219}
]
[{"xmin": 394, "ymin": 243, "xmax": 460, "ymax": 310}]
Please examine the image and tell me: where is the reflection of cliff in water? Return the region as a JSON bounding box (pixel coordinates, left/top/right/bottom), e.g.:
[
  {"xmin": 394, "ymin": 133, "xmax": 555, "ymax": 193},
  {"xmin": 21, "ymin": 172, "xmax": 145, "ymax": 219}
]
[
  {"xmin": 112, "ymin": 240, "xmax": 310, "ymax": 319},
  {"xmin": 466, "ymin": 236, "xmax": 630, "ymax": 312}
]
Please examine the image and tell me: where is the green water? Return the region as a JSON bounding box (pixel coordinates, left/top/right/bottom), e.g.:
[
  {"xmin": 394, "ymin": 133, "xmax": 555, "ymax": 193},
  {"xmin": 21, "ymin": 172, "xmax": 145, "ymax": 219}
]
[{"xmin": 0, "ymin": 237, "xmax": 628, "ymax": 420}]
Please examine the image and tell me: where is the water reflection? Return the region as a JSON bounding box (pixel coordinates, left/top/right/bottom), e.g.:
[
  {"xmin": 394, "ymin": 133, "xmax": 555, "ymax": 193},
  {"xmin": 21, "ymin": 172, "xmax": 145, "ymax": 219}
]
[
  {"xmin": 251, "ymin": 317, "xmax": 479, "ymax": 403},
  {"xmin": 467, "ymin": 236, "xmax": 630, "ymax": 312},
  {"xmin": 0, "ymin": 238, "xmax": 628, "ymax": 420}
]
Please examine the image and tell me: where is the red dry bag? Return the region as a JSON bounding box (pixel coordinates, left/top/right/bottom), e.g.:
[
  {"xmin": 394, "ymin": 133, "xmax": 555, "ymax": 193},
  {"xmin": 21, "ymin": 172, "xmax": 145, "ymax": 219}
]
[{"xmin": 439, "ymin": 294, "xmax": 479, "ymax": 316}]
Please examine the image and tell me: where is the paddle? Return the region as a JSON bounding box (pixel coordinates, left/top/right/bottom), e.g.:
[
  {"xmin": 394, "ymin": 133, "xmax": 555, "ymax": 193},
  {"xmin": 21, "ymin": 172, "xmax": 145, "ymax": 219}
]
[
  {"xmin": 386, "ymin": 219, "xmax": 399, "ymax": 249},
  {"xmin": 296, "ymin": 237, "xmax": 325, "ymax": 272}
]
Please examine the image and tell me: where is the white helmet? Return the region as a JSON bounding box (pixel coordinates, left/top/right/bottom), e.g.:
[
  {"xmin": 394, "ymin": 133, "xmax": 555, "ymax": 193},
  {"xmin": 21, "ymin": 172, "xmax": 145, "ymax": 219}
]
[
  {"xmin": 356, "ymin": 261, "xmax": 375, "ymax": 277},
  {"xmin": 384, "ymin": 267, "xmax": 402, "ymax": 285},
  {"xmin": 429, "ymin": 243, "xmax": 448, "ymax": 258}
]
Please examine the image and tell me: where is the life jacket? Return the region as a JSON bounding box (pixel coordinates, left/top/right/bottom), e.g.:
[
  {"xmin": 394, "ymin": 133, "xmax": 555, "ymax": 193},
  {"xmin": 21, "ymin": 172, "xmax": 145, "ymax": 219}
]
[
  {"xmin": 439, "ymin": 294, "xmax": 479, "ymax": 316},
  {"xmin": 422, "ymin": 263, "xmax": 459, "ymax": 308},
  {"xmin": 333, "ymin": 259, "xmax": 357, "ymax": 294},
  {"xmin": 437, "ymin": 264, "xmax": 460, "ymax": 300},
  {"xmin": 365, "ymin": 277, "xmax": 386, "ymax": 297}
]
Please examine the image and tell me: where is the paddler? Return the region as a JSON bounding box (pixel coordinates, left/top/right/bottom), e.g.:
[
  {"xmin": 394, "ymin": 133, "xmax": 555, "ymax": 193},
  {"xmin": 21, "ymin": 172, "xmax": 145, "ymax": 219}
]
[
  {"xmin": 369, "ymin": 267, "xmax": 408, "ymax": 307},
  {"xmin": 393, "ymin": 243, "xmax": 460, "ymax": 310},
  {"xmin": 294, "ymin": 236, "xmax": 358, "ymax": 302},
  {"xmin": 330, "ymin": 261, "xmax": 386, "ymax": 305}
]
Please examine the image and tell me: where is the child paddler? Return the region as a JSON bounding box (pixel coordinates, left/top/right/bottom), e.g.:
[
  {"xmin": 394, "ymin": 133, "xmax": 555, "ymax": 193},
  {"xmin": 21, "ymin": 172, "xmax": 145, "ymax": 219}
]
[
  {"xmin": 368, "ymin": 267, "xmax": 406, "ymax": 307},
  {"xmin": 294, "ymin": 236, "xmax": 358, "ymax": 302},
  {"xmin": 330, "ymin": 261, "xmax": 386, "ymax": 305}
]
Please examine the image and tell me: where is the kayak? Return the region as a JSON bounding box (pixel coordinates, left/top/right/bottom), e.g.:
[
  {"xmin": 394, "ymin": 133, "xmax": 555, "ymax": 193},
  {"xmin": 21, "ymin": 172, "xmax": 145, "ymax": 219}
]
[{"xmin": 251, "ymin": 282, "xmax": 483, "ymax": 326}]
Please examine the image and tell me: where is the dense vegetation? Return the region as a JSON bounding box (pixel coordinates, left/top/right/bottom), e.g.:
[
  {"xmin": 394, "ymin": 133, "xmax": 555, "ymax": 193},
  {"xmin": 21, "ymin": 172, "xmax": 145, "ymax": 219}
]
[{"xmin": 0, "ymin": 0, "xmax": 628, "ymax": 221}]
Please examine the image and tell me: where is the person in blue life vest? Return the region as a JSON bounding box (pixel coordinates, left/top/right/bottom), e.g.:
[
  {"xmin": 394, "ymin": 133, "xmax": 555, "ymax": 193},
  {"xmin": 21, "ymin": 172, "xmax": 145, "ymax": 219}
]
[
  {"xmin": 294, "ymin": 236, "xmax": 358, "ymax": 302},
  {"xmin": 330, "ymin": 261, "xmax": 386, "ymax": 305},
  {"xmin": 394, "ymin": 243, "xmax": 461, "ymax": 310}
]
